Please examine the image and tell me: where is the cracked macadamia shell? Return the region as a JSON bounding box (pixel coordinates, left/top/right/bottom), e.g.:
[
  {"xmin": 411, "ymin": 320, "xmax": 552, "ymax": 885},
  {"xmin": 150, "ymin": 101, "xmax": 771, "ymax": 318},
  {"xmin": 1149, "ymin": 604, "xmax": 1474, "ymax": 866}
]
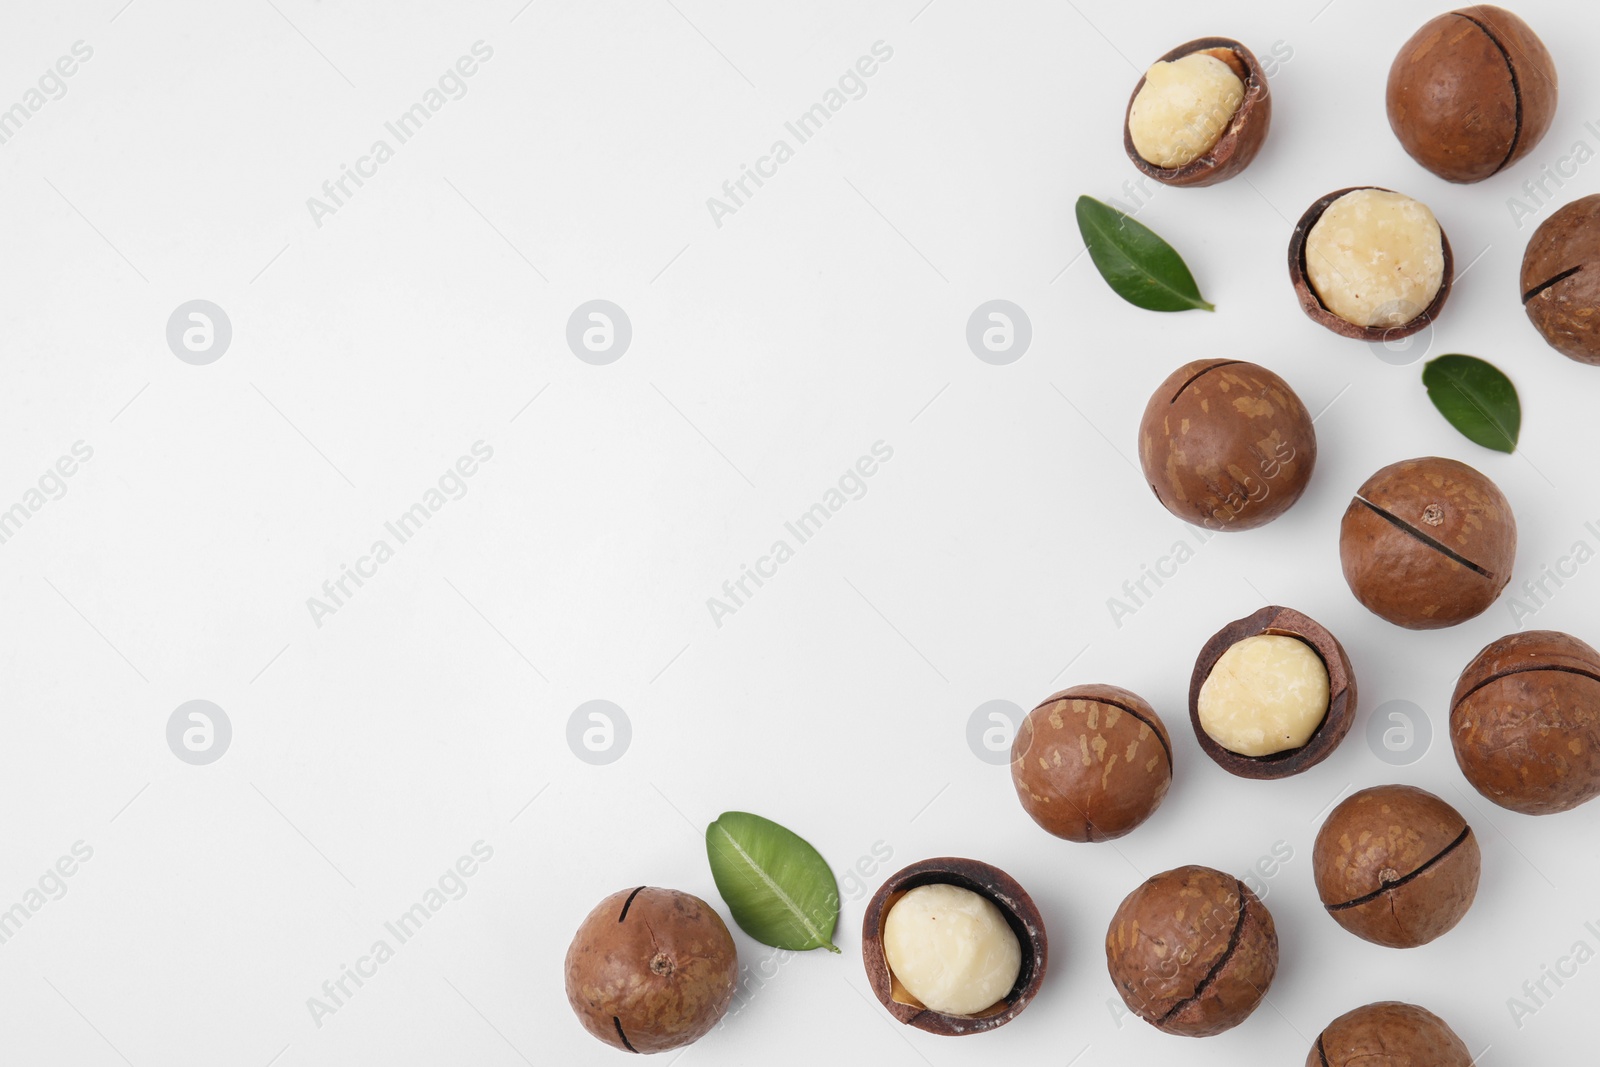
[
  {"xmin": 1198, "ymin": 635, "xmax": 1329, "ymax": 757},
  {"xmin": 1305, "ymin": 190, "xmax": 1445, "ymax": 328},
  {"xmin": 1521, "ymin": 193, "xmax": 1600, "ymax": 365},
  {"xmin": 1387, "ymin": 6, "xmax": 1558, "ymax": 183},
  {"xmin": 1450, "ymin": 630, "xmax": 1600, "ymax": 815},
  {"xmin": 1138, "ymin": 359, "xmax": 1316, "ymax": 531},
  {"xmin": 862, "ymin": 857, "xmax": 1048, "ymax": 1036},
  {"xmin": 1189, "ymin": 606, "xmax": 1358, "ymax": 779},
  {"xmin": 1287, "ymin": 187, "xmax": 1454, "ymax": 341},
  {"xmin": 1105, "ymin": 864, "xmax": 1278, "ymax": 1037},
  {"xmin": 1309, "ymin": 1001, "xmax": 1474, "ymax": 1067},
  {"xmin": 1339, "ymin": 457, "xmax": 1515, "ymax": 629},
  {"xmin": 564, "ymin": 887, "xmax": 738, "ymax": 1054},
  {"xmin": 1011, "ymin": 684, "xmax": 1172, "ymax": 842},
  {"xmin": 1123, "ymin": 37, "xmax": 1271, "ymax": 187},
  {"xmin": 1313, "ymin": 785, "xmax": 1480, "ymax": 949}
]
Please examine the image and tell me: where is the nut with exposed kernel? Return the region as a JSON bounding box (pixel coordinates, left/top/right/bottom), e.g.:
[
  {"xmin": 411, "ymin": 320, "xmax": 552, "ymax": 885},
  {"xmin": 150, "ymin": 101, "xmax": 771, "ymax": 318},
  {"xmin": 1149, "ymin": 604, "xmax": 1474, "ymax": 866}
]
[{"xmin": 1124, "ymin": 37, "xmax": 1272, "ymax": 186}]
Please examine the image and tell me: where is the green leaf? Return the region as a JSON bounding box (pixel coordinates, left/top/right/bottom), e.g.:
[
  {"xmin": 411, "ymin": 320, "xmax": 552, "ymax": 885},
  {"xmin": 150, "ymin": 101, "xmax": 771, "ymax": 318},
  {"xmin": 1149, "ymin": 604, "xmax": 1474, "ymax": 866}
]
[
  {"xmin": 1422, "ymin": 354, "xmax": 1521, "ymax": 453},
  {"xmin": 1074, "ymin": 195, "xmax": 1214, "ymax": 312},
  {"xmin": 706, "ymin": 811, "xmax": 841, "ymax": 953}
]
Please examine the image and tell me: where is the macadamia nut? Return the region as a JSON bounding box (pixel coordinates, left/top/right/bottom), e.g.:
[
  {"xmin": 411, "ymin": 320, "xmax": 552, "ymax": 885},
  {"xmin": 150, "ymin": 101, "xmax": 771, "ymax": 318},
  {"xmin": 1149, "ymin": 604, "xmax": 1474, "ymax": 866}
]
[
  {"xmin": 1198, "ymin": 635, "xmax": 1329, "ymax": 756},
  {"xmin": 1305, "ymin": 189, "xmax": 1444, "ymax": 327},
  {"xmin": 1128, "ymin": 53, "xmax": 1244, "ymax": 168},
  {"xmin": 882, "ymin": 884, "xmax": 1021, "ymax": 1016}
]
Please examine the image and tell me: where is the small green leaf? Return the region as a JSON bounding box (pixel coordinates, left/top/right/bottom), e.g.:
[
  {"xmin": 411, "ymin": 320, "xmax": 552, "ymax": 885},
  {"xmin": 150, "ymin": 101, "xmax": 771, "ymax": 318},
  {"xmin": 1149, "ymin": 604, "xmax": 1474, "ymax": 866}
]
[
  {"xmin": 706, "ymin": 811, "xmax": 840, "ymax": 953},
  {"xmin": 1075, "ymin": 195, "xmax": 1214, "ymax": 312},
  {"xmin": 1422, "ymin": 355, "xmax": 1521, "ymax": 453}
]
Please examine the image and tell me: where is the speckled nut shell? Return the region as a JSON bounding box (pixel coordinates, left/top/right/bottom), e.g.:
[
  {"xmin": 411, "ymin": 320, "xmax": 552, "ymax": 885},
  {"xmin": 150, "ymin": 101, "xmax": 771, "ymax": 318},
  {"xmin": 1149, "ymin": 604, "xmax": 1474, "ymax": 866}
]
[
  {"xmin": 1313, "ymin": 785, "xmax": 1480, "ymax": 949},
  {"xmin": 1288, "ymin": 187, "xmax": 1454, "ymax": 341},
  {"xmin": 1387, "ymin": 6, "xmax": 1558, "ymax": 184},
  {"xmin": 1105, "ymin": 864, "xmax": 1278, "ymax": 1037},
  {"xmin": 1521, "ymin": 193, "xmax": 1600, "ymax": 365},
  {"xmin": 1138, "ymin": 359, "xmax": 1316, "ymax": 531},
  {"xmin": 1189, "ymin": 605, "xmax": 1357, "ymax": 779},
  {"xmin": 564, "ymin": 887, "xmax": 738, "ymax": 1054},
  {"xmin": 862, "ymin": 857, "xmax": 1047, "ymax": 1036},
  {"xmin": 1011, "ymin": 684, "xmax": 1172, "ymax": 842},
  {"xmin": 1310, "ymin": 1001, "xmax": 1474, "ymax": 1067},
  {"xmin": 1450, "ymin": 630, "xmax": 1600, "ymax": 815},
  {"xmin": 1339, "ymin": 457, "xmax": 1515, "ymax": 629},
  {"xmin": 1123, "ymin": 37, "xmax": 1272, "ymax": 187}
]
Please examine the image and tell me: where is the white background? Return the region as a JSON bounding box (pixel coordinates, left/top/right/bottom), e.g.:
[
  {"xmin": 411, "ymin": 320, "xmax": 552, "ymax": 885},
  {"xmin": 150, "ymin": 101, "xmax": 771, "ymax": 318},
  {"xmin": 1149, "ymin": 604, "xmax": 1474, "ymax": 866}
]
[{"xmin": 2, "ymin": 0, "xmax": 1597, "ymax": 1064}]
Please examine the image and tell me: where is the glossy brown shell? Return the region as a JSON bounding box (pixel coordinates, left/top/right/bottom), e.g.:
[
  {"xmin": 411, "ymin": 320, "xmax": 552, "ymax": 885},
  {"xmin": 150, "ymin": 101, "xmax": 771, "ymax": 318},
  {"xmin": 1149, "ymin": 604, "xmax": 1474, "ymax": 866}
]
[
  {"xmin": 1189, "ymin": 605, "xmax": 1357, "ymax": 779},
  {"xmin": 1123, "ymin": 37, "xmax": 1272, "ymax": 187},
  {"xmin": 1011, "ymin": 683, "xmax": 1173, "ymax": 841},
  {"xmin": 1288, "ymin": 187, "xmax": 1454, "ymax": 341},
  {"xmin": 564, "ymin": 887, "xmax": 738, "ymax": 1053},
  {"xmin": 1312, "ymin": 785, "xmax": 1480, "ymax": 949},
  {"xmin": 1105, "ymin": 864, "xmax": 1278, "ymax": 1037},
  {"xmin": 1338, "ymin": 457, "xmax": 1515, "ymax": 629},
  {"xmin": 1137, "ymin": 359, "xmax": 1316, "ymax": 531},
  {"xmin": 1521, "ymin": 193, "xmax": 1600, "ymax": 365},
  {"xmin": 1309, "ymin": 1001, "xmax": 1474, "ymax": 1067},
  {"xmin": 1386, "ymin": 6, "xmax": 1558, "ymax": 183},
  {"xmin": 861, "ymin": 857, "xmax": 1048, "ymax": 1036},
  {"xmin": 1450, "ymin": 629, "xmax": 1600, "ymax": 815}
]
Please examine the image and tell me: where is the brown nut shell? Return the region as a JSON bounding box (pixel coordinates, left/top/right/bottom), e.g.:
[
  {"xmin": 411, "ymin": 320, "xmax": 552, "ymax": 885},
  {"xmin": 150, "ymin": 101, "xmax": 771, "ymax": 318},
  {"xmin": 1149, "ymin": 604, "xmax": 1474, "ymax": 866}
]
[
  {"xmin": 1387, "ymin": 6, "xmax": 1558, "ymax": 184},
  {"xmin": 1137, "ymin": 359, "xmax": 1317, "ymax": 531},
  {"xmin": 861, "ymin": 857, "xmax": 1047, "ymax": 1036},
  {"xmin": 1288, "ymin": 187, "xmax": 1454, "ymax": 341},
  {"xmin": 1521, "ymin": 193, "xmax": 1600, "ymax": 365},
  {"xmin": 1011, "ymin": 684, "xmax": 1173, "ymax": 841},
  {"xmin": 1309, "ymin": 1000, "xmax": 1474, "ymax": 1067},
  {"xmin": 1105, "ymin": 864, "xmax": 1278, "ymax": 1037},
  {"xmin": 1450, "ymin": 629, "xmax": 1600, "ymax": 815},
  {"xmin": 1123, "ymin": 37, "xmax": 1272, "ymax": 187},
  {"xmin": 1313, "ymin": 785, "xmax": 1480, "ymax": 949},
  {"xmin": 1189, "ymin": 605, "xmax": 1357, "ymax": 779},
  {"xmin": 1339, "ymin": 456, "xmax": 1515, "ymax": 629},
  {"xmin": 564, "ymin": 887, "xmax": 738, "ymax": 1053}
]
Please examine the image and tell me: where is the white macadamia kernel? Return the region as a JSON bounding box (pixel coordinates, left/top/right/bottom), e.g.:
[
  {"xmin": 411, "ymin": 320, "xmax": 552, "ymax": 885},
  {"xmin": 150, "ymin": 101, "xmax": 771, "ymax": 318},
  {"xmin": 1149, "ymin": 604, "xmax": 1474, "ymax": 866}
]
[
  {"xmin": 1305, "ymin": 189, "xmax": 1445, "ymax": 327},
  {"xmin": 1198, "ymin": 635, "xmax": 1330, "ymax": 757},
  {"xmin": 1128, "ymin": 53, "xmax": 1246, "ymax": 168},
  {"xmin": 882, "ymin": 884, "xmax": 1022, "ymax": 1016}
]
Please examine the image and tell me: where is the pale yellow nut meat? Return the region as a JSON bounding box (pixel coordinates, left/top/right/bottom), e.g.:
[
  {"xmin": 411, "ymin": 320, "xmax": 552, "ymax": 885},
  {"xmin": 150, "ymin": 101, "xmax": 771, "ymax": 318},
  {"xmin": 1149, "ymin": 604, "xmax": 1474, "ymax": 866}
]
[
  {"xmin": 882, "ymin": 884, "xmax": 1021, "ymax": 1016},
  {"xmin": 1128, "ymin": 53, "xmax": 1245, "ymax": 168},
  {"xmin": 1199, "ymin": 635, "xmax": 1329, "ymax": 757},
  {"xmin": 1306, "ymin": 189, "xmax": 1444, "ymax": 327}
]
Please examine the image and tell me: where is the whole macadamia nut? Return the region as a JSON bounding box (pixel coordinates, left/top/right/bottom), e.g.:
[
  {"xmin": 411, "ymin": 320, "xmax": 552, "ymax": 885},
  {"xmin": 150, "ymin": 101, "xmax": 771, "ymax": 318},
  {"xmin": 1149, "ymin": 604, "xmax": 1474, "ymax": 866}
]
[
  {"xmin": 1138, "ymin": 359, "xmax": 1316, "ymax": 531},
  {"xmin": 565, "ymin": 887, "xmax": 738, "ymax": 1053},
  {"xmin": 1011, "ymin": 684, "xmax": 1172, "ymax": 842},
  {"xmin": 1339, "ymin": 457, "xmax": 1515, "ymax": 629},
  {"xmin": 1124, "ymin": 38, "xmax": 1271, "ymax": 186},
  {"xmin": 1105, "ymin": 864, "xmax": 1278, "ymax": 1037},
  {"xmin": 1310, "ymin": 1001, "xmax": 1474, "ymax": 1067},
  {"xmin": 1450, "ymin": 630, "xmax": 1600, "ymax": 815},
  {"xmin": 1521, "ymin": 193, "xmax": 1600, "ymax": 365},
  {"xmin": 1387, "ymin": 6, "xmax": 1558, "ymax": 183},
  {"xmin": 1313, "ymin": 785, "xmax": 1480, "ymax": 949}
]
